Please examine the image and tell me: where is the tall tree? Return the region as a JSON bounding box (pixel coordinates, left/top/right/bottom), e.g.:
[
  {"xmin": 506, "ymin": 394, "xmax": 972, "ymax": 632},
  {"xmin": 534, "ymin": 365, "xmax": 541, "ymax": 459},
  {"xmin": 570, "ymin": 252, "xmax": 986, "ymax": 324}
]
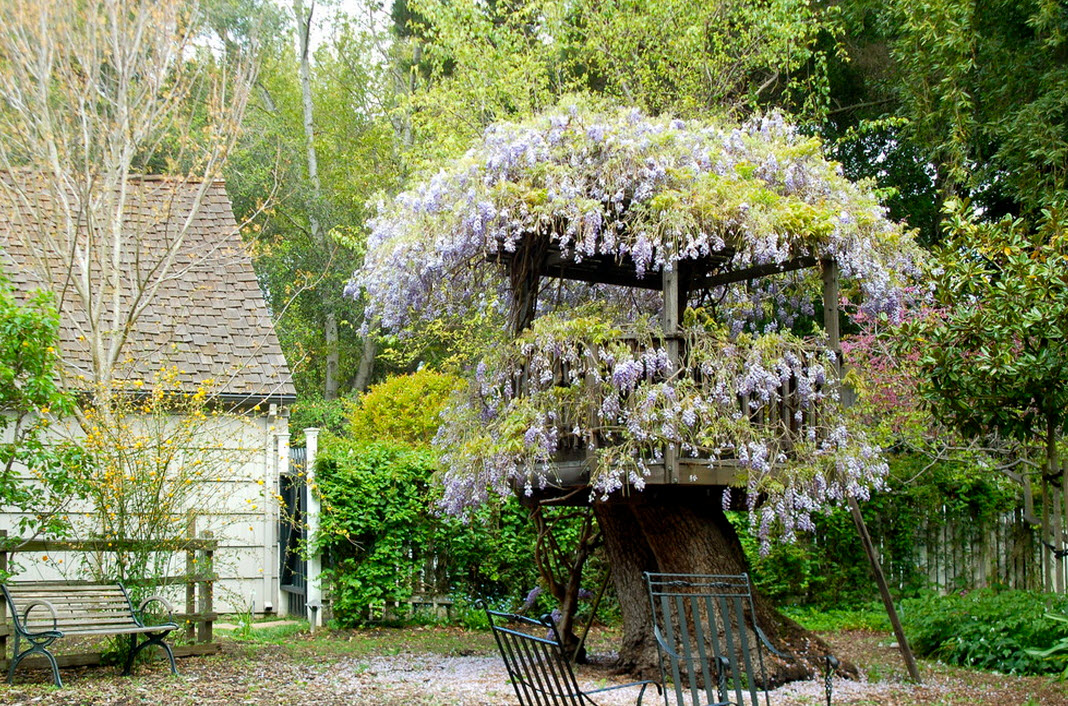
[
  {"xmin": 228, "ymin": 5, "xmax": 400, "ymax": 399},
  {"xmin": 0, "ymin": 0, "xmax": 259, "ymax": 399}
]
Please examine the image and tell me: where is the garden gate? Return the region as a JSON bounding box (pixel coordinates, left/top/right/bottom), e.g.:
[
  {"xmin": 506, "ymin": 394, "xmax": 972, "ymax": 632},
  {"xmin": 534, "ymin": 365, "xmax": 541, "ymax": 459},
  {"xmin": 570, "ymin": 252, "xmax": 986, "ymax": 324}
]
[{"xmin": 279, "ymin": 445, "xmax": 307, "ymax": 617}]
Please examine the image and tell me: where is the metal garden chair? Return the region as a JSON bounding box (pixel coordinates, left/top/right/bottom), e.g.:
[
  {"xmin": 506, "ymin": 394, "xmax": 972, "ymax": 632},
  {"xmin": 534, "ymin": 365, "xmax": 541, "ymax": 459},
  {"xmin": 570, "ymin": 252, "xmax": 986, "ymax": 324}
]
[
  {"xmin": 485, "ymin": 605, "xmax": 660, "ymax": 706},
  {"xmin": 644, "ymin": 572, "xmax": 837, "ymax": 706}
]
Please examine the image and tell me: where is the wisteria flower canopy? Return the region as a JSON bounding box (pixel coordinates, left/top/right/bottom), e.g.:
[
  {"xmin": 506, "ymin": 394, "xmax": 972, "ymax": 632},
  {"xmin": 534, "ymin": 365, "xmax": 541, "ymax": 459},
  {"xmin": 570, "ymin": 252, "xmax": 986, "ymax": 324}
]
[
  {"xmin": 354, "ymin": 102, "xmax": 918, "ymax": 333},
  {"xmin": 352, "ymin": 103, "xmax": 921, "ymax": 545}
]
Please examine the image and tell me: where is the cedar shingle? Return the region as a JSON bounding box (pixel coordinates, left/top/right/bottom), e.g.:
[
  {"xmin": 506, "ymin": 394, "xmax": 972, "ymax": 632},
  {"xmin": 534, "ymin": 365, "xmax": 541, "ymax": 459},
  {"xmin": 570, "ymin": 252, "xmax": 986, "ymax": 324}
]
[{"xmin": 0, "ymin": 175, "xmax": 295, "ymax": 404}]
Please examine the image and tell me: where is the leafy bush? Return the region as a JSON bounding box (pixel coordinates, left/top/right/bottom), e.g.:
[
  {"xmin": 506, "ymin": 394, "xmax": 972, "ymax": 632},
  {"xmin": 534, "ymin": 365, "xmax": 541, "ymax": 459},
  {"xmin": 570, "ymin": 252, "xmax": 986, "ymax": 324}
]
[
  {"xmin": 315, "ymin": 438, "xmax": 543, "ymax": 626},
  {"xmin": 901, "ymin": 589, "xmax": 1068, "ymax": 675},
  {"xmin": 289, "ymin": 395, "xmax": 356, "ymax": 437},
  {"xmin": 733, "ymin": 453, "xmax": 1018, "ymax": 609},
  {"xmin": 348, "ymin": 370, "xmax": 462, "ymax": 445}
]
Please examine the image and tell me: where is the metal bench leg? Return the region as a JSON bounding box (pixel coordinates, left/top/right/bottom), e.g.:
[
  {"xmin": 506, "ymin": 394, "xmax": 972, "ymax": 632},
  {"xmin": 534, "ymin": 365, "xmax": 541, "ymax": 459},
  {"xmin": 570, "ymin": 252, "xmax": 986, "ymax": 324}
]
[
  {"xmin": 6, "ymin": 633, "xmax": 19, "ymax": 684},
  {"xmin": 124, "ymin": 632, "xmax": 178, "ymax": 677},
  {"xmin": 7, "ymin": 632, "xmax": 63, "ymax": 683},
  {"xmin": 7, "ymin": 632, "xmax": 63, "ymax": 688}
]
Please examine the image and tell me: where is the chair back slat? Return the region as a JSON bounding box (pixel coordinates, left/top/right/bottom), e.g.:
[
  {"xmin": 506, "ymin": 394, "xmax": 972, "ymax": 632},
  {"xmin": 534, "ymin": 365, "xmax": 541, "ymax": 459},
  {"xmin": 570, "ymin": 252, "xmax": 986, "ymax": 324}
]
[
  {"xmin": 486, "ymin": 609, "xmax": 584, "ymax": 706},
  {"xmin": 645, "ymin": 573, "xmax": 770, "ymax": 706}
]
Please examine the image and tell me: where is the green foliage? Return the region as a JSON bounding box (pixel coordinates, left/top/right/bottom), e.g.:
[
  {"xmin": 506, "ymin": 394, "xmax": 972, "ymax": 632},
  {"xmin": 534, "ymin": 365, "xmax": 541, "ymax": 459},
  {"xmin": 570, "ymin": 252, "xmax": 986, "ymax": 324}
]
[
  {"xmin": 0, "ymin": 276, "xmax": 82, "ymax": 556},
  {"xmin": 901, "ymin": 589, "xmax": 1068, "ymax": 675},
  {"xmin": 915, "ymin": 204, "xmax": 1068, "ymax": 447},
  {"xmin": 289, "ymin": 396, "xmax": 356, "ymax": 437},
  {"xmin": 392, "ymin": 0, "xmax": 843, "ymax": 167},
  {"xmin": 781, "ymin": 603, "xmax": 889, "ymax": 632},
  {"xmin": 349, "ymin": 370, "xmax": 462, "ymax": 445},
  {"xmin": 315, "ymin": 438, "xmax": 543, "ymax": 626},
  {"xmin": 887, "ymin": 0, "xmax": 1068, "ymax": 214},
  {"xmin": 735, "ymin": 453, "xmax": 1017, "ymax": 608}
]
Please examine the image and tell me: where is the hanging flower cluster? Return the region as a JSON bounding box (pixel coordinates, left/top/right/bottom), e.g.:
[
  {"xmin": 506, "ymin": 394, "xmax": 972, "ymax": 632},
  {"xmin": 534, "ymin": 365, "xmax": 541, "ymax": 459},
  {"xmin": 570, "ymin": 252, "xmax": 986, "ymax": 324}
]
[
  {"xmin": 353, "ymin": 104, "xmax": 920, "ymax": 333},
  {"xmin": 433, "ymin": 309, "xmax": 888, "ymax": 552}
]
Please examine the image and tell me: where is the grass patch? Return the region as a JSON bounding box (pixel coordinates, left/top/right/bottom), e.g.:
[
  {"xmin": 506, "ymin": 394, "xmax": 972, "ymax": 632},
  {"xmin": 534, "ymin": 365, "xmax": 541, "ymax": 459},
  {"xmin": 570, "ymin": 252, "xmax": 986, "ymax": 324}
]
[{"xmin": 781, "ymin": 603, "xmax": 890, "ymax": 632}]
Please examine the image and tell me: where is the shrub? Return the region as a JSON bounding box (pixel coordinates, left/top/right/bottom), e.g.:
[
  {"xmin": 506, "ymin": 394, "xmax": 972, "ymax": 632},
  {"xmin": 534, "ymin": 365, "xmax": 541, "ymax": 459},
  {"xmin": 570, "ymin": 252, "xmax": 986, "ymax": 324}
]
[
  {"xmin": 315, "ymin": 438, "xmax": 543, "ymax": 626},
  {"xmin": 349, "ymin": 370, "xmax": 462, "ymax": 445},
  {"xmin": 901, "ymin": 589, "xmax": 1068, "ymax": 675}
]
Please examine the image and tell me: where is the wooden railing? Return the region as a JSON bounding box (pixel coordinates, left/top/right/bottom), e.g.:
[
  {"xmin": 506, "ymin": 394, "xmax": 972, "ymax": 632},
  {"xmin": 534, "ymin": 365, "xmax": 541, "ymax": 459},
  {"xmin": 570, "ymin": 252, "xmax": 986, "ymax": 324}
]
[
  {"xmin": 516, "ymin": 333, "xmax": 826, "ymax": 464},
  {"xmin": 0, "ymin": 528, "xmax": 219, "ymax": 671}
]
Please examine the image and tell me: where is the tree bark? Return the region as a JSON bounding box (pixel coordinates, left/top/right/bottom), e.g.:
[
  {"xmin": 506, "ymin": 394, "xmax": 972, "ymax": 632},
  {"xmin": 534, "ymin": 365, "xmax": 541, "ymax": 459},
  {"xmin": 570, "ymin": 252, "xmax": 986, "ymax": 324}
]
[
  {"xmin": 353, "ymin": 334, "xmax": 376, "ymax": 392},
  {"xmin": 295, "ymin": 0, "xmax": 341, "ymax": 400},
  {"xmin": 594, "ymin": 489, "xmax": 852, "ymax": 685}
]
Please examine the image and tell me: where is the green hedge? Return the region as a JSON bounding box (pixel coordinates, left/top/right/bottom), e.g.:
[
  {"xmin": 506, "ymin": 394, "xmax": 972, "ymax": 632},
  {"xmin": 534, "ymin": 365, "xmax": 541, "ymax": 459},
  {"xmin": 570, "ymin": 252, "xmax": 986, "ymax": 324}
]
[{"xmin": 315, "ymin": 438, "xmax": 542, "ymax": 626}]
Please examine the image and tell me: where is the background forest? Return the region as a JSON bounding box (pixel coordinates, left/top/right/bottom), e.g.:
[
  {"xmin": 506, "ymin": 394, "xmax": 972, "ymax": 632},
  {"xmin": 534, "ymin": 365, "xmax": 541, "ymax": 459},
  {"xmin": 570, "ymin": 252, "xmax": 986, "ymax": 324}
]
[{"xmin": 228, "ymin": 0, "xmax": 1068, "ymax": 596}]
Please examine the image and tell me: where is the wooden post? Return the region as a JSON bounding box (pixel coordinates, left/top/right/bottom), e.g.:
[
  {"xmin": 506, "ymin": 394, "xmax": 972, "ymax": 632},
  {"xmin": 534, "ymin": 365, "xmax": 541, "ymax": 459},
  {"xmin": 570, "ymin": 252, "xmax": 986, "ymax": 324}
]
[
  {"xmin": 663, "ymin": 266, "xmax": 680, "ymax": 483},
  {"xmin": 185, "ymin": 514, "xmax": 196, "ymax": 642},
  {"xmin": 823, "ymin": 258, "xmax": 921, "ymax": 682},
  {"xmin": 305, "ymin": 427, "xmax": 323, "ymax": 630},
  {"xmin": 849, "ymin": 498, "xmax": 922, "ymax": 682},
  {"xmin": 198, "ymin": 530, "xmax": 214, "ymax": 644},
  {"xmin": 1, "ymin": 529, "xmax": 7, "ymax": 666}
]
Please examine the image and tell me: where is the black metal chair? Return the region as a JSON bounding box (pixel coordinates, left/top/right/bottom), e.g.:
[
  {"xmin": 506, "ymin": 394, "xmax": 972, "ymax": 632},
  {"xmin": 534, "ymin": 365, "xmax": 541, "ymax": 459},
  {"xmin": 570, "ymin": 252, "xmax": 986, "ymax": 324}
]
[
  {"xmin": 485, "ymin": 605, "xmax": 660, "ymax": 705},
  {"xmin": 644, "ymin": 572, "xmax": 837, "ymax": 706}
]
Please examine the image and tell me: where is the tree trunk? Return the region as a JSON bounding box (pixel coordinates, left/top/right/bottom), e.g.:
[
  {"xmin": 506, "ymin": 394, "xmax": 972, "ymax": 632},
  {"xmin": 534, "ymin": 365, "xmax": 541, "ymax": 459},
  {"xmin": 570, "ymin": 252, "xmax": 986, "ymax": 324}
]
[
  {"xmin": 295, "ymin": 0, "xmax": 340, "ymax": 400},
  {"xmin": 594, "ymin": 489, "xmax": 852, "ymax": 685},
  {"xmin": 353, "ymin": 334, "xmax": 376, "ymax": 392}
]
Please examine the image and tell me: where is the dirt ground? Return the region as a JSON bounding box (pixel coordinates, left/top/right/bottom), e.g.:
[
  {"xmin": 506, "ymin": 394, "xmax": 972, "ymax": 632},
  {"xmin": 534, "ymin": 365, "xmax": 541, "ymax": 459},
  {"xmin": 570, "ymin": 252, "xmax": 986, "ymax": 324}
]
[{"xmin": 1, "ymin": 626, "xmax": 1067, "ymax": 705}]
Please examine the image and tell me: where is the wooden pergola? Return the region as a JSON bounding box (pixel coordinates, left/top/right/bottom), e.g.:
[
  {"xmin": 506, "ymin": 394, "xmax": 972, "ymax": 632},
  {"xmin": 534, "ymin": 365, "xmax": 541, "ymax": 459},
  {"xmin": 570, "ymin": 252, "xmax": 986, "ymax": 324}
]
[{"xmin": 495, "ymin": 238, "xmax": 843, "ymax": 491}]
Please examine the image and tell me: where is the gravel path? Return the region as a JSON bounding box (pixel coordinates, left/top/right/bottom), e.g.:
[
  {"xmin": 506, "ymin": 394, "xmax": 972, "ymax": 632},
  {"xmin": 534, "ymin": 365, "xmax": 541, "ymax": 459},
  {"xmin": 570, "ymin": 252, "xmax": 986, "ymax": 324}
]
[{"xmin": 3, "ymin": 629, "xmax": 1068, "ymax": 705}]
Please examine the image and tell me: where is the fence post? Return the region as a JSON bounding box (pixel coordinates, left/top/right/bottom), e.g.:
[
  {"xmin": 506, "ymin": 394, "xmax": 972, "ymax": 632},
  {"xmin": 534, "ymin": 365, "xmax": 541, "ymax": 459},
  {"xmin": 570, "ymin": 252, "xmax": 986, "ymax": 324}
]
[
  {"xmin": 185, "ymin": 513, "xmax": 197, "ymax": 642},
  {"xmin": 198, "ymin": 530, "xmax": 214, "ymax": 643},
  {"xmin": 1, "ymin": 529, "xmax": 7, "ymax": 665},
  {"xmin": 305, "ymin": 427, "xmax": 322, "ymax": 629}
]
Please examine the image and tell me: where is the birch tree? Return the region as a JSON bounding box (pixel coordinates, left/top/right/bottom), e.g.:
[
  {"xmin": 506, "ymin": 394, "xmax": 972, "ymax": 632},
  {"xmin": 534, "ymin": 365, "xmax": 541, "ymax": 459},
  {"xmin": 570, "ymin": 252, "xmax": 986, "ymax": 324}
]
[{"xmin": 0, "ymin": 0, "xmax": 260, "ymax": 399}]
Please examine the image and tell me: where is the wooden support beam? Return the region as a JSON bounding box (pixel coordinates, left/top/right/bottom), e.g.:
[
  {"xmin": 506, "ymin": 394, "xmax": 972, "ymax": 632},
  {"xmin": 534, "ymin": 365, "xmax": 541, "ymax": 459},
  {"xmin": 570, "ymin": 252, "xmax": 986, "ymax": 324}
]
[
  {"xmin": 824, "ymin": 257, "xmax": 921, "ymax": 683},
  {"xmin": 693, "ymin": 256, "xmax": 818, "ymax": 290},
  {"xmin": 663, "ymin": 267, "xmax": 680, "ymax": 484}
]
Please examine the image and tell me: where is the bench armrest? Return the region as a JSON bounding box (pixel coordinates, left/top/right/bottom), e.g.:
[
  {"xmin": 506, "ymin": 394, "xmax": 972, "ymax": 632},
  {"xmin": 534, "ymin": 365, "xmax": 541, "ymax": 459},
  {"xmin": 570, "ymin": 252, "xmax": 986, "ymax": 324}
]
[
  {"xmin": 137, "ymin": 595, "xmax": 176, "ymax": 626},
  {"xmin": 18, "ymin": 599, "xmax": 60, "ymax": 637}
]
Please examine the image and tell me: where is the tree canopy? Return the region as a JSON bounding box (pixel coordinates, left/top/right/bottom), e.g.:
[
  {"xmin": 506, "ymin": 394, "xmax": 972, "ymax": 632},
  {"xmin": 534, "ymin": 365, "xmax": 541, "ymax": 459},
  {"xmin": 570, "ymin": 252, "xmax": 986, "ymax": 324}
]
[{"xmin": 356, "ymin": 104, "xmax": 919, "ymax": 334}]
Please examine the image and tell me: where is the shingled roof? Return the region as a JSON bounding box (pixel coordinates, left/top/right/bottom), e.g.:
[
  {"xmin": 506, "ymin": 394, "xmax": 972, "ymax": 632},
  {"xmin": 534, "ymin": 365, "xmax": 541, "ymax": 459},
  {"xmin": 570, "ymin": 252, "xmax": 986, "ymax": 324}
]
[{"xmin": 0, "ymin": 173, "xmax": 295, "ymax": 407}]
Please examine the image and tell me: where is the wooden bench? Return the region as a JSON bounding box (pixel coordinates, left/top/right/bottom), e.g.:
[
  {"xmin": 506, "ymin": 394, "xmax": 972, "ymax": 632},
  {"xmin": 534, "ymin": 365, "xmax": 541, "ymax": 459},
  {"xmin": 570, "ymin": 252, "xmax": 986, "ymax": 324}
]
[
  {"xmin": 2, "ymin": 581, "xmax": 179, "ymax": 687},
  {"xmin": 485, "ymin": 605, "xmax": 659, "ymax": 705}
]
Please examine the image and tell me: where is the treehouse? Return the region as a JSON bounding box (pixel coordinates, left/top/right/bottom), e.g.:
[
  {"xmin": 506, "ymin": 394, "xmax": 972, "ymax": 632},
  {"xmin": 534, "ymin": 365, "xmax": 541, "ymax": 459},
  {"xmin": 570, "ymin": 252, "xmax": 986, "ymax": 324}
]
[
  {"xmin": 493, "ymin": 238, "xmax": 844, "ymax": 499},
  {"xmin": 355, "ymin": 104, "xmax": 918, "ymax": 681}
]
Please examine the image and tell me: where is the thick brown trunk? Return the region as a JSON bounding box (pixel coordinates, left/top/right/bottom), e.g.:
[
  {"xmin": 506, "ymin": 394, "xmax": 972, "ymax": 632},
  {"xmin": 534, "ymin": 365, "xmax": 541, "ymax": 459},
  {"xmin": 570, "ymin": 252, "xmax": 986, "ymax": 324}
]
[{"xmin": 595, "ymin": 490, "xmax": 853, "ymax": 685}]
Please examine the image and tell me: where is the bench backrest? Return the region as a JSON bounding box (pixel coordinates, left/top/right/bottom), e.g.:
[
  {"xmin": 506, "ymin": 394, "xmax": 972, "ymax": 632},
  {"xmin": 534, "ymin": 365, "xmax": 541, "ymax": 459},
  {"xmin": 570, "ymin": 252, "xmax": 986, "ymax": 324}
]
[
  {"xmin": 3, "ymin": 582, "xmax": 138, "ymax": 634},
  {"xmin": 485, "ymin": 608, "xmax": 589, "ymax": 706},
  {"xmin": 644, "ymin": 572, "xmax": 770, "ymax": 706}
]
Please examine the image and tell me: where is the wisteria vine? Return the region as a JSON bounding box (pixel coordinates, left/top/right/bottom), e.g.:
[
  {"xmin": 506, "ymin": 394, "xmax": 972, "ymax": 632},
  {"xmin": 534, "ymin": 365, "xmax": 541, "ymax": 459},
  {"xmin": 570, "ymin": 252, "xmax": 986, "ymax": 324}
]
[
  {"xmin": 352, "ymin": 103, "xmax": 920, "ymax": 548},
  {"xmin": 353, "ymin": 104, "xmax": 920, "ymax": 333},
  {"xmin": 433, "ymin": 310, "xmax": 888, "ymax": 552}
]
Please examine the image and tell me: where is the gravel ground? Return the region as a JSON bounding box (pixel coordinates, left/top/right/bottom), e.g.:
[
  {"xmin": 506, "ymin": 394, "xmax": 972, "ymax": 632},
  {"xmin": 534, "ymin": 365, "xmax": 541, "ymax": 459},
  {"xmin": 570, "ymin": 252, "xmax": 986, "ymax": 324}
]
[{"xmin": 2, "ymin": 628, "xmax": 1068, "ymax": 705}]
